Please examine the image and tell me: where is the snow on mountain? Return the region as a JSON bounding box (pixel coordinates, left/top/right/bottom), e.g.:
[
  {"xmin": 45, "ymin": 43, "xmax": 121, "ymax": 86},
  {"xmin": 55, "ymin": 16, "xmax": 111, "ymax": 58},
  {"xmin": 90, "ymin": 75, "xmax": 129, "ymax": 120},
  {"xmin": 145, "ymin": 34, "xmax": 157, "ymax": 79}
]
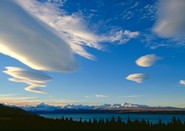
[
  {"xmin": 121, "ymin": 102, "xmax": 149, "ymax": 108},
  {"xmin": 19, "ymin": 102, "xmax": 150, "ymax": 112},
  {"xmin": 112, "ymin": 104, "xmax": 121, "ymax": 108},
  {"xmin": 62, "ymin": 104, "xmax": 96, "ymax": 110}
]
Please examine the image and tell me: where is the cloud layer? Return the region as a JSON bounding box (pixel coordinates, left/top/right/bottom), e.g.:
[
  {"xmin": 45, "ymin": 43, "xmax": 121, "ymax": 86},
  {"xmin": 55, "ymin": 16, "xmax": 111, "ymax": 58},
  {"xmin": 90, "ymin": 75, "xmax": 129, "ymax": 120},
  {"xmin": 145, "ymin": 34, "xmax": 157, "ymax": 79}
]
[
  {"xmin": 126, "ymin": 73, "xmax": 148, "ymax": 83},
  {"xmin": 0, "ymin": 94, "xmax": 82, "ymax": 106},
  {"xmin": 0, "ymin": 0, "xmax": 77, "ymax": 72},
  {"xmin": 136, "ymin": 54, "xmax": 160, "ymax": 67},
  {"xmin": 153, "ymin": 0, "xmax": 185, "ymax": 38},
  {"xmin": 3, "ymin": 67, "xmax": 52, "ymax": 94},
  {"xmin": 15, "ymin": 0, "xmax": 139, "ymax": 59}
]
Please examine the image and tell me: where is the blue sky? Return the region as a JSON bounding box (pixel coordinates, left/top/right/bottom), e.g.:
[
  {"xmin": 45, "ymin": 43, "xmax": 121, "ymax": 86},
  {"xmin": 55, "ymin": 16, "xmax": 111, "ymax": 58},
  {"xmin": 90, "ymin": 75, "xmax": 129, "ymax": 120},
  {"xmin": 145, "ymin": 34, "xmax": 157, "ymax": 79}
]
[{"xmin": 0, "ymin": 0, "xmax": 185, "ymax": 107}]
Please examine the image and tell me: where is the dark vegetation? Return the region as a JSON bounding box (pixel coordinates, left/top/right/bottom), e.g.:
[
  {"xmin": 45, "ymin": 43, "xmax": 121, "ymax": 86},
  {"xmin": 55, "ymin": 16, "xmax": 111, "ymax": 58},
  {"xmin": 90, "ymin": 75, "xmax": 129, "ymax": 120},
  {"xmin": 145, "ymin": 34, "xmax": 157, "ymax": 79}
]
[{"xmin": 0, "ymin": 104, "xmax": 185, "ymax": 131}]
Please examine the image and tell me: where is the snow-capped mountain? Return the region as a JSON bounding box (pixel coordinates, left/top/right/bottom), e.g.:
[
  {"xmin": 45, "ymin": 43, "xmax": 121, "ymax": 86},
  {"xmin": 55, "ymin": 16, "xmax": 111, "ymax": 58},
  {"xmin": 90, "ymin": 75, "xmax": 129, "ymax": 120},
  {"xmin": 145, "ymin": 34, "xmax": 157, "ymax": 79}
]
[
  {"xmin": 20, "ymin": 103, "xmax": 61, "ymax": 111},
  {"xmin": 19, "ymin": 102, "xmax": 150, "ymax": 112},
  {"xmin": 121, "ymin": 102, "xmax": 149, "ymax": 108},
  {"xmin": 62, "ymin": 104, "xmax": 96, "ymax": 110}
]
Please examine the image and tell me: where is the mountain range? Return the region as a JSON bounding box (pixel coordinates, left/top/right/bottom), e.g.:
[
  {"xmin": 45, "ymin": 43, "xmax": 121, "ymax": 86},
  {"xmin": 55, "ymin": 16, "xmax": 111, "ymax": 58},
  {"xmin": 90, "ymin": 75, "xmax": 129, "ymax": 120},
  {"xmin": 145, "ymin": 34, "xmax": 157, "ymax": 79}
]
[
  {"xmin": 18, "ymin": 102, "xmax": 148, "ymax": 111},
  {"xmin": 17, "ymin": 102, "xmax": 185, "ymax": 113}
]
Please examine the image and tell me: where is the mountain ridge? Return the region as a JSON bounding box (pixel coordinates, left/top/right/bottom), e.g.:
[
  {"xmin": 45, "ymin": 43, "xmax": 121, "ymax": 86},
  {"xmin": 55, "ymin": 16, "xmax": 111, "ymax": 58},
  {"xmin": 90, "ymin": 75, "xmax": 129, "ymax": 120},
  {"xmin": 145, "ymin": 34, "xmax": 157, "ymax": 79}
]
[{"xmin": 17, "ymin": 102, "xmax": 185, "ymax": 113}]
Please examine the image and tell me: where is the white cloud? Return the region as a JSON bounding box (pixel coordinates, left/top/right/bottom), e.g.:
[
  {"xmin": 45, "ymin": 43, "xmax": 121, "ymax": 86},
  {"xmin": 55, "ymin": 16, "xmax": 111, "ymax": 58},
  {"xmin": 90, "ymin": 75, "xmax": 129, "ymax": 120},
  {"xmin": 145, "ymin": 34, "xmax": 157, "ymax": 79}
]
[
  {"xmin": 15, "ymin": 0, "xmax": 101, "ymax": 60},
  {"xmin": 15, "ymin": 0, "xmax": 139, "ymax": 59},
  {"xmin": 0, "ymin": 0, "xmax": 77, "ymax": 72},
  {"xmin": 95, "ymin": 94, "xmax": 108, "ymax": 98},
  {"xmin": 153, "ymin": 0, "xmax": 185, "ymax": 38},
  {"xmin": 126, "ymin": 73, "xmax": 148, "ymax": 83},
  {"xmin": 179, "ymin": 80, "xmax": 185, "ymax": 85},
  {"xmin": 3, "ymin": 67, "xmax": 52, "ymax": 94},
  {"xmin": 136, "ymin": 54, "xmax": 161, "ymax": 67}
]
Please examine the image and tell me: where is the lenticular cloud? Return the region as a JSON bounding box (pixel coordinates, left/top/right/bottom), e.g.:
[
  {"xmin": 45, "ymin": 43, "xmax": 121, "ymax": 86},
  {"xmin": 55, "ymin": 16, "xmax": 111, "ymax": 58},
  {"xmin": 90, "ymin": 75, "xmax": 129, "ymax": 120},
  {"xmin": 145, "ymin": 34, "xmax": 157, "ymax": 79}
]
[
  {"xmin": 0, "ymin": 0, "xmax": 77, "ymax": 72},
  {"xmin": 153, "ymin": 0, "xmax": 185, "ymax": 38},
  {"xmin": 136, "ymin": 54, "xmax": 160, "ymax": 67},
  {"xmin": 126, "ymin": 73, "xmax": 148, "ymax": 83},
  {"xmin": 3, "ymin": 67, "xmax": 52, "ymax": 94}
]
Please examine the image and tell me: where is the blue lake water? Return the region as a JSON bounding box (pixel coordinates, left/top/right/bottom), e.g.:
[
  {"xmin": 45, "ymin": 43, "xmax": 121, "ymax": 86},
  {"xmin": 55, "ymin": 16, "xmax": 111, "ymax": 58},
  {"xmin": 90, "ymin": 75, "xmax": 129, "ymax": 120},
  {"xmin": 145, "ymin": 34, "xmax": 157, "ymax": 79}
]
[{"xmin": 40, "ymin": 113, "xmax": 185, "ymax": 124}]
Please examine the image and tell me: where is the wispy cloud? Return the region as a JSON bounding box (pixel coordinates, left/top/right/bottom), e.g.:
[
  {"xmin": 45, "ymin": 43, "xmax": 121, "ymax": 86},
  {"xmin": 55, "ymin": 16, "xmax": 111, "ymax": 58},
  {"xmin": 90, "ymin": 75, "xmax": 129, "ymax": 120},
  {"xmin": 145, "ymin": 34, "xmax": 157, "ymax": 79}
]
[
  {"xmin": 15, "ymin": 0, "xmax": 139, "ymax": 60},
  {"xmin": 0, "ymin": 95, "xmax": 37, "ymax": 106},
  {"xmin": 95, "ymin": 94, "xmax": 108, "ymax": 98},
  {"xmin": 0, "ymin": 95, "xmax": 83, "ymax": 106},
  {"xmin": 3, "ymin": 66, "xmax": 52, "ymax": 94},
  {"xmin": 136, "ymin": 54, "xmax": 161, "ymax": 67},
  {"xmin": 101, "ymin": 30, "xmax": 139, "ymax": 45},
  {"xmin": 119, "ymin": 1, "xmax": 156, "ymax": 21},
  {"xmin": 126, "ymin": 73, "xmax": 148, "ymax": 83},
  {"xmin": 179, "ymin": 80, "xmax": 185, "ymax": 85},
  {"xmin": 0, "ymin": 94, "xmax": 17, "ymax": 98},
  {"xmin": 0, "ymin": 0, "xmax": 77, "ymax": 72},
  {"xmin": 142, "ymin": 32, "xmax": 185, "ymax": 49},
  {"xmin": 121, "ymin": 95, "xmax": 144, "ymax": 98},
  {"xmin": 153, "ymin": 0, "xmax": 185, "ymax": 38}
]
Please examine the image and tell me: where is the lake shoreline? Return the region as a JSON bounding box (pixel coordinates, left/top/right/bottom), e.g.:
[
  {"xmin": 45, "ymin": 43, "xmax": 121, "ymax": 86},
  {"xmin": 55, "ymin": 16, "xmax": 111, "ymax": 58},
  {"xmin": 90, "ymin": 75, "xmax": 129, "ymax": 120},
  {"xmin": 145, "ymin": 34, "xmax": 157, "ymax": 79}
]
[
  {"xmin": 30, "ymin": 109, "xmax": 185, "ymax": 115},
  {"xmin": 39, "ymin": 113, "xmax": 185, "ymax": 124}
]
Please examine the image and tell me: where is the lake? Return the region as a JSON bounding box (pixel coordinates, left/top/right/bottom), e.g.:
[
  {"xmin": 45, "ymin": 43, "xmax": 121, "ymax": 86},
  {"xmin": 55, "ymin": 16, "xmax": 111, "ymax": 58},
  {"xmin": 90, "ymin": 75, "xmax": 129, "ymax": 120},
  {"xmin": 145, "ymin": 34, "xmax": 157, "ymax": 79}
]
[{"xmin": 39, "ymin": 113, "xmax": 185, "ymax": 123}]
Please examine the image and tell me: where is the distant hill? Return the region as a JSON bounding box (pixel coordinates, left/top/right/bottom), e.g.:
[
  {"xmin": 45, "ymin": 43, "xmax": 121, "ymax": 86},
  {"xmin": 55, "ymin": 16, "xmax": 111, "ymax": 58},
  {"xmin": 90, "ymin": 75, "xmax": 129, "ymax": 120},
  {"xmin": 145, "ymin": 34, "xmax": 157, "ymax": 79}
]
[
  {"xmin": 0, "ymin": 103, "xmax": 33, "ymax": 117},
  {"xmin": 0, "ymin": 104, "xmax": 47, "ymax": 130}
]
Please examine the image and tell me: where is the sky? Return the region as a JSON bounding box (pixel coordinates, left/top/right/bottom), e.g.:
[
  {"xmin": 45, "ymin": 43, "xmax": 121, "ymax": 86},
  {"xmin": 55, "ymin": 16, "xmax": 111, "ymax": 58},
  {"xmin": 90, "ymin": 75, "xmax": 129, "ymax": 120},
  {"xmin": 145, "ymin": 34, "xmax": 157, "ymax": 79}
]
[{"xmin": 0, "ymin": 0, "xmax": 185, "ymax": 107}]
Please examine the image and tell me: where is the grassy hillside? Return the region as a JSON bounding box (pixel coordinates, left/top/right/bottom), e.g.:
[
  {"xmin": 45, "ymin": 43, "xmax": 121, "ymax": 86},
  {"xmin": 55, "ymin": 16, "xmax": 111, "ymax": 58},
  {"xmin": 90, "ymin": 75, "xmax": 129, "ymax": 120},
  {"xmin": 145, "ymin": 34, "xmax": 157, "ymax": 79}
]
[{"xmin": 0, "ymin": 104, "xmax": 33, "ymax": 117}]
